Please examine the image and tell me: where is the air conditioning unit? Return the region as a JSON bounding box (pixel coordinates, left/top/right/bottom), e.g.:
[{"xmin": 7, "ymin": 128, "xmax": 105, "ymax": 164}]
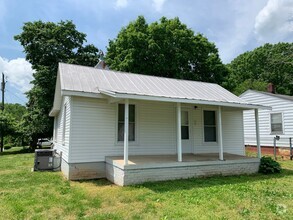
[{"xmin": 34, "ymin": 149, "xmax": 62, "ymax": 171}]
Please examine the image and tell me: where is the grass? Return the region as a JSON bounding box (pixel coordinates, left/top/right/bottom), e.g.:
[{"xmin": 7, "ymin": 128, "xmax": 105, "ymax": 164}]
[{"xmin": 1, "ymin": 148, "xmax": 293, "ymax": 219}]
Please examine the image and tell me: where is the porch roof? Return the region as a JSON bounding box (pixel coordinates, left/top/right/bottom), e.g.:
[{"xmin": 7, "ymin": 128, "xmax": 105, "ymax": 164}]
[{"xmin": 50, "ymin": 63, "xmax": 269, "ymax": 116}]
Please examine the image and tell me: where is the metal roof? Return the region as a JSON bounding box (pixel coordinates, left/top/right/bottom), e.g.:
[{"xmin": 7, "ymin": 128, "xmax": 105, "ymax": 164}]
[
  {"xmin": 240, "ymin": 89, "xmax": 293, "ymax": 102},
  {"xmin": 49, "ymin": 63, "xmax": 269, "ymax": 116}
]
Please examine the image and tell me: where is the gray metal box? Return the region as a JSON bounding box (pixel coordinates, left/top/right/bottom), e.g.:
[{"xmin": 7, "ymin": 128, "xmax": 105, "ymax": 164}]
[{"xmin": 34, "ymin": 149, "xmax": 56, "ymax": 171}]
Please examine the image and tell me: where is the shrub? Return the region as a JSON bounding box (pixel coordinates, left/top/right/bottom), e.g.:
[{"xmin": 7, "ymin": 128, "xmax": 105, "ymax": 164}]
[{"xmin": 259, "ymin": 156, "xmax": 281, "ymax": 174}]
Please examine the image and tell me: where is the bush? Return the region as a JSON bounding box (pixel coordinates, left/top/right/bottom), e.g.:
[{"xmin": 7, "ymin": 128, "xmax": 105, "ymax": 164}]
[{"xmin": 259, "ymin": 156, "xmax": 282, "ymax": 174}]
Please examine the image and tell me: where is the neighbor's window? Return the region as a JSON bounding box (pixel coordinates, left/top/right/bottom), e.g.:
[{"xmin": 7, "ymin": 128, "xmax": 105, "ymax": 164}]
[
  {"xmin": 118, "ymin": 104, "xmax": 135, "ymax": 141},
  {"xmin": 181, "ymin": 111, "xmax": 189, "ymax": 139},
  {"xmin": 54, "ymin": 118, "xmax": 58, "ymax": 142},
  {"xmin": 204, "ymin": 110, "xmax": 217, "ymax": 142},
  {"xmin": 271, "ymin": 113, "xmax": 283, "ymax": 133}
]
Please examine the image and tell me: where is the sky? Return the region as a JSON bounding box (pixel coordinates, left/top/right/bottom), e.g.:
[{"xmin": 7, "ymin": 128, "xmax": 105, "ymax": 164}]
[{"xmin": 0, "ymin": 0, "xmax": 293, "ymax": 105}]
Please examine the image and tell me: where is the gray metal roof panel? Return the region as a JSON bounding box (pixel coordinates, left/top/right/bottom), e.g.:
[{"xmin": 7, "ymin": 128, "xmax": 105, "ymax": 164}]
[{"xmin": 58, "ymin": 63, "xmax": 249, "ymax": 105}]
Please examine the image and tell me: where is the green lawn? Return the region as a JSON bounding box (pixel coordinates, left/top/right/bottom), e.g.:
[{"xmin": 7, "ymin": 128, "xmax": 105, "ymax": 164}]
[{"xmin": 1, "ymin": 148, "xmax": 293, "ymax": 219}]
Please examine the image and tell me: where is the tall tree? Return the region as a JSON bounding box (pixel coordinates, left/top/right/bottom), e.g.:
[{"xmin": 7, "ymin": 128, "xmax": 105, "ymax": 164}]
[
  {"xmin": 106, "ymin": 16, "xmax": 228, "ymax": 84},
  {"xmin": 226, "ymin": 43, "xmax": 293, "ymax": 95},
  {"xmin": 15, "ymin": 20, "xmax": 100, "ymax": 146}
]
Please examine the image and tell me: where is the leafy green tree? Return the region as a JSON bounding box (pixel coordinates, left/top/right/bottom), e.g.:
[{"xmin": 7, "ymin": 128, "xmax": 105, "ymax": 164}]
[
  {"xmin": 106, "ymin": 16, "xmax": 228, "ymax": 84},
  {"xmin": 15, "ymin": 20, "xmax": 100, "ymax": 146},
  {"xmin": 4, "ymin": 103, "xmax": 26, "ymax": 121},
  {"xmin": 226, "ymin": 43, "xmax": 293, "ymax": 95},
  {"xmin": 2, "ymin": 103, "xmax": 27, "ymax": 147}
]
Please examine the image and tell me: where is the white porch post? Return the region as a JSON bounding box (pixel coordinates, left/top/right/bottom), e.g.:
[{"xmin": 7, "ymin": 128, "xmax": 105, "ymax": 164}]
[
  {"xmin": 254, "ymin": 109, "xmax": 261, "ymax": 158},
  {"xmin": 218, "ymin": 106, "xmax": 224, "ymax": 161},
  {"xmin": 177, "ymin": 102, "xmax": 182, "ymax": 162},
  {"xmin": 124, "ymin": 99, "xmax": 129, "ymax": 165}
]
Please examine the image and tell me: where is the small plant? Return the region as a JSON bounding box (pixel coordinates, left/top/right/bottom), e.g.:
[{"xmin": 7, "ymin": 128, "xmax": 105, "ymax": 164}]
[{"xmin": 259, "ymin": 156, "xmax": 282, "ymax": 174}]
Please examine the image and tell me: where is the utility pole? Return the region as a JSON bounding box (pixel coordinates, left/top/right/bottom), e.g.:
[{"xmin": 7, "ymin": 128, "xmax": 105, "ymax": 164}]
[{"xmin": 0, "ymin": 72, "xmax": 5, "ymax": 152}]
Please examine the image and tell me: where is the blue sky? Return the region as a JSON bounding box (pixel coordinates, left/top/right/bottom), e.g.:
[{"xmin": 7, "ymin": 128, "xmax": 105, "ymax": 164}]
[{"xmin": 0, "ymin": 0, "xmax": 293, "ymax": 104}]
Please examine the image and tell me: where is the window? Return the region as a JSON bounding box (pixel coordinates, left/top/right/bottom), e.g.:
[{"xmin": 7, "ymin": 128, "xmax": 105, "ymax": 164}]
[
  {"xmin": 118, "ymin": 104, "xmax": 135, "ymax": 141},
  {"xmin": 181, "ymin": 111, "xmax": 189, "ymax": 139},
  {"xmin": 54, "ymin": 117, "xmax": 58, "ymax": 142},
  {"xmin": 62, "ymin": 105, "xmax": 67, "ymax": 144},
  {"xmin": 271, "ymin": 113, "xmax": 283, "ymax": 134},
  {"xmin": 204, "ymin": 110, "xmax": 217, "ymax": 142}
]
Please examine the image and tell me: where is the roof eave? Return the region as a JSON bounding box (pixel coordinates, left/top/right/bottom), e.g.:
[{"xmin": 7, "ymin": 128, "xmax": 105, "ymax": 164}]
[{"xmin": 100, "ymin": 91, "xmax": 271, "ymax": 110}]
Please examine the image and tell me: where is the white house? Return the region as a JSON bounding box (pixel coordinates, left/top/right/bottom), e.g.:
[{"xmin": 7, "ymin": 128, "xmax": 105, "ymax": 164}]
[
  {"xmin": 49, "ymin": 63, "xmax": 267, "ymax": 186},
  {"xmin": 240, "ymin": 89, "xmax": 293, "ymax": 148}
]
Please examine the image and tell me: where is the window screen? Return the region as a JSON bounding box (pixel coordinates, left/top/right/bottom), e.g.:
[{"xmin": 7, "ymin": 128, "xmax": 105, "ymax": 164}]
[
  {"xmin": 118, "ymin": 104, "xmax": 135, "ymax": 141},
  {"xmin": 271, "ymin": 113, "xmax": 283, "ymax": 133},
  {"xmin": 204, "ymin": 110, "xmax": 217, "ymax": 142},
  {"xmin": 181, "ymin": 111, "xmax": 189, "ymax": 139}
]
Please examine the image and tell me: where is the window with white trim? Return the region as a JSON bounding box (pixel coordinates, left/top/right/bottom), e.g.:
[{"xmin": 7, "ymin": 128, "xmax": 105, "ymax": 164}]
[
  {"xmin": 204, "ymin": 110, "xmax": 217, "ymax": 142},
  {"xmin": 54, "ymin": 117, "xmax": 58, "ymax": 142},
  {"xmin": 270, "ymin": 113, "xmax": 283, "ymax": 134},
  {"xmin": 62, "ymin": 105, "xmax": 67, "ymax": 144},
  {"xmin": 118, "ymin": 104, "xmax": 135, "ymax": 141},
  {"xmin": 181, "ymin": 111, "xmax": 189, "ymax": 139}
]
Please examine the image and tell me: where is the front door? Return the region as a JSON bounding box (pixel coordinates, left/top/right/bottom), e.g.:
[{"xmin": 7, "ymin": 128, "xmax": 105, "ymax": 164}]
[{"xmin": 181, "ymin": 109, "xmax": 193, "ymax": 153}]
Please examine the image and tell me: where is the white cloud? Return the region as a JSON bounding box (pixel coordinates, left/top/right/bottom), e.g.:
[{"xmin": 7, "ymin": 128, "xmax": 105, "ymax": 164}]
[
  {"xmin": 255, "ymin": 0, "xmax": 293, "ymax": 43},
  {"xmin": 115, "ymin": 0, "xmax": 128, "ymax": 9},
  {"xmin": 0, "ymin": 57, "xmax": 33, "ymax": 93},
  {"xmin": 152, "ymin": 0, "xmax": 166, "ymax": 12}
]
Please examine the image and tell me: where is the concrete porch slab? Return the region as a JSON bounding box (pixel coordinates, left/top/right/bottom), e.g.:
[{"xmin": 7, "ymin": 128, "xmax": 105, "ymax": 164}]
[{"xmin": 105, "ymin": 153, "xmax": 260, "ymax": 186}]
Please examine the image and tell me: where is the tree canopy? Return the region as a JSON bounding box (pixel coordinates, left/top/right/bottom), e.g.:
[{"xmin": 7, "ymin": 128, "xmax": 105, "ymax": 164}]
[
  {"xmin": 15, "ymin": 20, "xmax": 100, "ymax": 145},
  {"xmin": 106, "ymin": 16, "xmax": 228, "ymax": 84},
  {"xmin": 226, "ymin": 43, "xmax": 293, "ymax": 95}
]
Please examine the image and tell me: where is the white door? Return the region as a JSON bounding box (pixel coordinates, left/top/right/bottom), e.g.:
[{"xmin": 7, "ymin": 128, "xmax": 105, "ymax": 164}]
[{"xmin": 181, "ymin": 109, "xmax": 193, "ymax": 153}]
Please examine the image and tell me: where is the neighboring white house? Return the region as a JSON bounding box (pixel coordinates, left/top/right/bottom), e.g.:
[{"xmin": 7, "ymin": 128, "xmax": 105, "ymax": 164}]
[
  {"xmin": 49, "ymin": 63, "xmax": 267, "ymax": 186},
  {"xmin": 240, "ymin": 89, "xmax": 293, "ymax": 148}
]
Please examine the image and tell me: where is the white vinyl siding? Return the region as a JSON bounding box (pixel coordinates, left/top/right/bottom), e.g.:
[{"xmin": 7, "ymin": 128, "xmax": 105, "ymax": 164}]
[
  {"xmin": 68, "ymin": 97, "xmax": 246, "ymax": 163},
  {"xmin": 53, "ymin": 96, "xmax": 71, "ymax": 162},
  {"xmin": 241, "ymin": 90, "xmax": 293, "ymax": 147}
]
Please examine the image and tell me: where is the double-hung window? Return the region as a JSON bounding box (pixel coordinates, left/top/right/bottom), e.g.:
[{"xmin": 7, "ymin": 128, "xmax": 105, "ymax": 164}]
[
  {"xmin": 118, "ymin": 104, "xmax": 135, "ymax": 141},
  {"xmin": 270, "ymin": 113, "xmax": 283, "ymax": 134},
  {"xmin": 204, "ymin": 110, "xmax": 217, "ymax": 142},
  {"xmin": 181, "ymin": 111, "xmax": 189, "ymax": 139}
]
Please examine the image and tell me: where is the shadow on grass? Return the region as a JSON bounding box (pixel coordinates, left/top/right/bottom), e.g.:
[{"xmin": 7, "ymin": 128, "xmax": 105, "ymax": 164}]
[
  {"xmin": 0, "ymin": 147, "xmax": 34, "ymax": 156},
  {"xmin": 75, "ymin": 178, "xmax": 114, "ymax": 187},
  {"xmin": 71, "ymin": 168, "xmax": 293, "ymax": 193},
  {"xmin": 137, "ymin": 169, "xmax": 293, "ymax": 192}
]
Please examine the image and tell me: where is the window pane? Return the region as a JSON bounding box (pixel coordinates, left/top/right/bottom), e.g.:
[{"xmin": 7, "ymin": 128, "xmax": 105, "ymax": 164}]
[
  {"xmin": 129, "ymin": 105, "xmax": 135, "ymax": 123},
  {"xmin": 181, "ymin": 126, "xmax": 189, "ymax": 139},
  {"xmin": 271, "ymin": 113, "xmax": 283, "ymax": 133},
  {"xmin": 118, "ymin": 104, "xmax": 124, "ymax": 122},
  {"xmin": 118, "ymin": 104, "xmax": 135, "ymax": 141},
  {"xmin": 181, "ymin": 111, "xmax": 188, "ymax": 126},
  {"xmin": 118, "ymin": 122, "xmax": 124, "ymax": 141},
  {"xmin": 129, "ymin": 123, "xmax": 135, "ymax": 141},
  {"xmin": 271, "ymin": 113, "xmax": 282, "ymax": 124},
  {"xmin": 204, "ymin": 126, "xmax": 217, "ymax": 142},
  {"xmin": 204, "ymin": 111, "xmax": 216, "ymax": 126},
  {"xmin": 272, "ymin": 123, "xmax": 282, "ymax": 132}
]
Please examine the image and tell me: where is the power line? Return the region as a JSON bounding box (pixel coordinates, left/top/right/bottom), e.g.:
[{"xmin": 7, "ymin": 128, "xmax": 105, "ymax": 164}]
[{"xmin": 6, "ymin": 89, "xmax": 27, "ymax": 104}]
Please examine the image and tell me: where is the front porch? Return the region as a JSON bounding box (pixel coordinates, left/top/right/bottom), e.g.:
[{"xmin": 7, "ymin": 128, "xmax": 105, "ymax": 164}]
[{"xmin": 106, "ymin": 153, "xmax": 260, "ymax": 186}]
